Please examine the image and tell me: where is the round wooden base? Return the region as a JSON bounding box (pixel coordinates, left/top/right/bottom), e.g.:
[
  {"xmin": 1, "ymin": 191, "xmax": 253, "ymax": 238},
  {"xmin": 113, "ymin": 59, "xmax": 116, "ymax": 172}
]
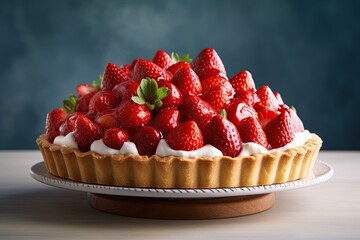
[{"xmin": 88, "ymin": 193, "xmax": 275, "ymax": 220}]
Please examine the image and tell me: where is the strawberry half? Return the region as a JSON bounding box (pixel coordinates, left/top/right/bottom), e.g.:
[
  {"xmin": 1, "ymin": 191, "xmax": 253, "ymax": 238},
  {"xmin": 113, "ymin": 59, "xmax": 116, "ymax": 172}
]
[
  {"xmin": 112, "ymin": 80, "xmax": 140, "ymax": 103},
  {"xmin": 73, "ymin": 114, "xmax": 102, "ymax": 152},
  {"xmin": 238, "ymin": 117, "xmax": 268, "ymax": 148},
  {"xmin": 59, "ymin": 112, "xmax": 81, "ymax": 136},
  {"xmin": 77, "ymin": 84, "xmax": 97, "ymax": 98},
  {"xmin": 102, "ymin": 62, "xmax": 130, "ymax": 91},
  {"xmin": 166, "ymin": 121, "xmax": 204, "ymax": 151},
  {"xmin": 171, "ymin": 65, "xmax": 202, "ymax": 96},
  {"xmin": 191, "ymin": 48, "xmax": 226, "ymax": 76},
  {"xmin": 152, "ymin": 50, "xmax": 174, "ymax": 69},
  {"xmin": 264, "ymin": 109, "xmax": 295, "ymax": 149},
  {"xmin": 45, "ymin": 108, "xmax": 67, "ymax": 143},
  {"xmin": 132, "ymin": 126, "xmax": 161, "ymax": 156},
  {"xmin": 132, "ymin": 59, "xmax": 172, "ymax": 82},
  {"xmin": 103, "ymin": 128, "xmax": 129, "ymax": 149},
  {"xmin": 76, "ymin": 91, "xmax": 98, "ymax": 114},
  {"xmin": 204, "ymin": 115, "xmax": 242, "ymax": 157}
]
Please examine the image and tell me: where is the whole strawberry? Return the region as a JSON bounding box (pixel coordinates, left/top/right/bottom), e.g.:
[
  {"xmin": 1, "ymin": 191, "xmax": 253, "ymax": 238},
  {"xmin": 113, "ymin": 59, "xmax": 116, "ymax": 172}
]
[
  {"xmin": 46, "ymin": 108, "xmax": 67, "ymax": 143},
  {"xmin": 132, "ymin": 59, "xmax": 172, "ymax": 82},
  {"xmin": 191, "ymin": 48, "xmax": 226, "ymax": 76},
  {"xmin": 95, "ymin": 109, "xmax": 119, "ymax": 131},
  {"xmin": 254, "ymin": 85, "xmax": 279, "ymax": 112},
  {"xmin": 59, "ymin": 112, "xmax": 81, "ymax": 136},
  {"xmin": 112, "ymin": 80, "xmax": 140, "ymax": 103},
  {"xmin": 201, "ymin": 75, "xmax": 233, "ymax": 97},
  {"xmin": 76, "ymin": 91, "xmax": 98, "ymax": 114},
  {"xmin": 171, "ymin": 65, "xmax": 202, "ymax": 96},
  {"xmin": 166, "ymin": 121, "xmax": 204, "ymax": 151},
  {"xmin": 152, "ymin": 108, "xmax": 180, "ymax": 137},
  {"xmin": 114, "ymin": 101, "xmax": 151, "ymax": 128},
  {"xmin": 278, "ymin": 105, "xmax": 304, "ymax": 133},
  {"xmin": 226, "ymin": 99, "xmax": 258, "ymax": 128},
  {"xmin": 181, "ymin": 96, "xmax": 217, "ymax": 131},
  {"xmin": 229, "ymin": 70, "xmax": 256, "ymax": 94},
  {"xmin": 167, "ymin": 61, "xmax": 189, "ymax": 75},
  {"xmin": 201, "ymin": 85, "xmax": 229, "ymax": 111},
  {"xmin": 204, "ymin": 115, "xmax": 242, "ymax": 157},
  {"xmin": 157, "ymin": 80, "xmax": 183, "ymax": 109},
  {"xmin": 88, "ymin": 90, "xmax": 119, "ymax": 116},
  {"xmin": 102, "ymin": 62, "xmax": 130, "ymax": 90},
  {"xmin": 264, "ymin": 109, "xmax": 295, "ymax": 149},
  {"xmin": 132, "ymin": 126, "xmax": 161, "ymax": 156},
  {"xmin": 103, "ymin": 128, "xmax": 129, "ymax": 149},
  {"xmin": 152, "ymin": 50, "xmax": 174, "ymax": 69},
  {"xmin": 73, "ymin": 114, "xmax": 102, "ymax": 152},
  {"xmin": 238, "ymin": 117, "xmax": 268, "ymax": 148}
]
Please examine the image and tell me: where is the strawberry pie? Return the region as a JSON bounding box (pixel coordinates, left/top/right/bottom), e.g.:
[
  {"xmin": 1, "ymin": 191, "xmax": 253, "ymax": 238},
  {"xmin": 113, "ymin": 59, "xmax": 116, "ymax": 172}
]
[{"xmin": 37, "ymin": 48, "xmax": 322, "ymax": 188}]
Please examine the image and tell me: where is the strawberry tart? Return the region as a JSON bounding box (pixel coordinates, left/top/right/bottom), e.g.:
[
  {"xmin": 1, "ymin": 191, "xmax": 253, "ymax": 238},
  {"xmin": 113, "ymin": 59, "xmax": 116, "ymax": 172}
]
[{"xmin": 37, "ymin": 48, "xmax": 322, "ymax": 188}]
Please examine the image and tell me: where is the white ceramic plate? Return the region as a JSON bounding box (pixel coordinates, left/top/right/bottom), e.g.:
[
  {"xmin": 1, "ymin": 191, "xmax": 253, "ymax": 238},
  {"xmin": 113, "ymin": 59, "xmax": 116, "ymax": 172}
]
[{"xmin": 30, "ymin": 161, "xmax": 333, "ymax": 199}]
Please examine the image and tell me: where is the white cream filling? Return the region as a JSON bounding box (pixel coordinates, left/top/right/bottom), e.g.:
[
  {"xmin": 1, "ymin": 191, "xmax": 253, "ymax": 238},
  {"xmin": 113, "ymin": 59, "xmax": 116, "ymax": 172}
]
[
  {"xmin": 90, "ymin": 139, "xmax": 139, "ymax": 155},
  {"xmin": 55, "ymin": 130, "xmax": 312, "ymax": 158},
  {"xmin": 155, "ymin": 139, "xmax": 223, "ymax": 158}
]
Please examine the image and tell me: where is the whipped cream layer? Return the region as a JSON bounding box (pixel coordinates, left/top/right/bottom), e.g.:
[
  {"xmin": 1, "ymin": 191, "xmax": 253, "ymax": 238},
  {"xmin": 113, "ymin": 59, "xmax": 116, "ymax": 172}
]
[
  {"xmin": 156, "ymin": 139, "xmax": 223, "ymax": 158},
  {"xmin": 54, "ymin": 130, "xmax": 312, "ymax": 158}
]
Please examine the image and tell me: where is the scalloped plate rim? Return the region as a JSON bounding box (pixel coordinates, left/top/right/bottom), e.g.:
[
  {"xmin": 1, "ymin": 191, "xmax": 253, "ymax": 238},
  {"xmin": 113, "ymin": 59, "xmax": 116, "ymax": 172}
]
[{"xmin": 30, "ymin": 160, "xmax": 333, "ymax": 199}]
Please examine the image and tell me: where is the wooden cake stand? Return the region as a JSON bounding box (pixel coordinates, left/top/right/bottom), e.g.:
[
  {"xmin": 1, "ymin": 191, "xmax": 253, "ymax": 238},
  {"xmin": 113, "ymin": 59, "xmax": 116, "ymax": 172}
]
[{"xmin": 88, "ymin": 193, "xmax": 275, "ymax": 220}]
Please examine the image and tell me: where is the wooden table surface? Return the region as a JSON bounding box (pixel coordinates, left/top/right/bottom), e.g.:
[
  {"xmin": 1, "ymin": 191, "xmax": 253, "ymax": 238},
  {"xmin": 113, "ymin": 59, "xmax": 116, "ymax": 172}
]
[{"xmin": 0, "ymin": 151, "xmax": 359, "ymax": 239}]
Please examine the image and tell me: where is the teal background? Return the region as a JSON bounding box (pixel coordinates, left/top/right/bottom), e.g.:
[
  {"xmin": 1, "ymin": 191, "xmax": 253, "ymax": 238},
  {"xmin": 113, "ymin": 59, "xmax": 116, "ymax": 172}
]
[{"xmin": 1, "ymin": 0, "xmax": 359, "ymax": 150}]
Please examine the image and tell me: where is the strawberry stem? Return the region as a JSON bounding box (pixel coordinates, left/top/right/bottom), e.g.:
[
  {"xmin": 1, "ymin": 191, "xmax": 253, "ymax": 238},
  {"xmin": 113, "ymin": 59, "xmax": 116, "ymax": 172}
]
[
  {"xmin": 92, "ymin": 75, "xmax": 102, "ymax": 89},
  {"xmin": 220, "ymin": 109, "xmax": 227, "ymax": 118},
  {"xmin": 131, "ymin": 78, "xmax": 170, "ymax": 111},
  {"xmin": 171, "ymin": 52, "xmax": 192, "ymax": 64},
  {"xmin": 63, "ymin": 94, "xmax": 78, "ymax": 113}
]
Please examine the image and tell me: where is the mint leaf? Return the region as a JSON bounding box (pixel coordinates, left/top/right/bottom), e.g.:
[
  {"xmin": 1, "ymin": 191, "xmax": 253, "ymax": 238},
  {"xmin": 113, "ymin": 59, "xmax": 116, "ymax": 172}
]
[{"xmin": 219, "ymin": 109, "xmax": 227, "ymax": 118}]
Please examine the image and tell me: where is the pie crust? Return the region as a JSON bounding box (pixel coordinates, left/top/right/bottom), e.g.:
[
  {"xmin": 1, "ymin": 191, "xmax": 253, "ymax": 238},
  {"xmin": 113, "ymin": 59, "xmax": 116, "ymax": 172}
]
[{"xmin": 36, "ymin": 133, "xmax": 322, "ymax": 188}]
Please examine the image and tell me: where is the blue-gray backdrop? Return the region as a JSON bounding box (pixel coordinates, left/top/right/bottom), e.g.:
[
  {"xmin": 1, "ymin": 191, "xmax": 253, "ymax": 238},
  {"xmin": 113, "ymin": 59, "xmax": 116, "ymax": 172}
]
[{"xmin": 1, "ymin": 0, "xmax": 359, "ymax": 150}]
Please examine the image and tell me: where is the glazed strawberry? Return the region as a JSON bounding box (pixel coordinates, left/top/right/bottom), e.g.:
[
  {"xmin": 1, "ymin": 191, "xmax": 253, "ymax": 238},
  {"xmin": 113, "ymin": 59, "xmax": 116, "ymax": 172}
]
[
  {"xmin": 114, "ymin": 101, "xmax": 151, "ymax": 128},
  {"xmin": 132, "ymin": 59, "xmax": 172, "ymax": 82},
  {"xmin": 152, "ymin": 108, "xmax": 180, "ymax": 137},
  {"xmin": 76, "ymin": 91, "xmax": 98, "ymax": 114},
  {"xmin": 167, "ymin": 61, "xmax": 189, "ymax": 75},
  {"xmin": 112, "ymin": 81, "xmax": 140, "ymax": 103},
  {"xmin": 226, "ymin": 100, "xmax": 258, "ymax": 128},
  {"xmin": 238, "ymin": 117, "xmax": 268, "ymax": 148},
  {"xmin": 152, "ymin": 50, "xmax": 174, "ymax": 69},
  {"xmin": 191, "ymin": 48, "xmax": 226, "ymax": 76},
  {"xmin": 204, "ymin": 115, "xmax": 242, "ymax": 157},
  {"xmin": 257, "ymin": 109, "xmax": 280, "ymax": 128},
  {"xmin": 45, "ymin": 108, "xmax": 67, "ymax": 143},
  {"xmin": 157, "ymin": 80, "xmax": 183, "ymax": 109},
  {"xmin": 73, "ymin": 114, "xmax": 102, "ymax": 152},
  {"xmin": 171, "ymin": 65, "xmax": 202, "ymax": 96},
  {"xmin": 88, "ymin": 91, "xmax": 119, "ymax": 116},
  {"xmin": 103, "ymin": 128, "xmax": 129, "ymax": 149},
  {"xmin": 59, "ymin": 112, "xmax": 81, "ymax": 136},
  {"xmin": 201, "ymin": 85, "xmax": 229, "ymax": 111},
  {"xmin": 254, "ymin": 85, "xmax": 279, "ymax": 112},
  {"xmin": 102, "ymin": 62, "xmax": 130, "ymax": 91},
  {"xmin": 132, "ymin": 126, "xmax": 161, "ymax": 156},
  {"xmin": 229, "ymin": 70, "xmax": 256, "ymax": 94},
  {"xmin": 166, "ymin": 121, "xmax": 204, "ymax": 151},
  {"xmin": 181, "ymin": 96, "xmax": 217, "ymax": 131},
  {"xmin": 264, "ymin": 109, "xmax": 295, "ymax": 149},
  {"xmin": 95, "ymin": 109, "xmax": 118, "ymax": 131},
  {"xmin": 201, "ymin": 75, "xmax": 233, "ymax": 96}
]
